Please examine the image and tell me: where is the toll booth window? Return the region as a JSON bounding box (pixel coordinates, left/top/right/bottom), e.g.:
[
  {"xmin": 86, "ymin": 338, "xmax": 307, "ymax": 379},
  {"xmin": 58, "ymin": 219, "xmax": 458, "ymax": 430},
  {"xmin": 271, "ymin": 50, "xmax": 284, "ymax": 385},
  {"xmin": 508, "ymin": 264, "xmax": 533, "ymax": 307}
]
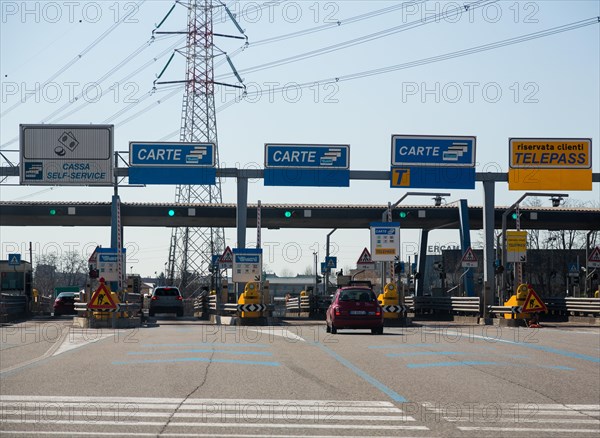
[{"xmin": 1, "ymin": 272, "xmax": 24, "ymax": 291}]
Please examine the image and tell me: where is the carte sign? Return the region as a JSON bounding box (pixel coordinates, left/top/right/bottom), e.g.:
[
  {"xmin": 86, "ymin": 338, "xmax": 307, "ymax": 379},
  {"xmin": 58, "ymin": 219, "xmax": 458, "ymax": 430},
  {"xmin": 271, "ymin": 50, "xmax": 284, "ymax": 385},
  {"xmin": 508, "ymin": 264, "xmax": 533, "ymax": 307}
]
[
  {"xmin": 129, "ymin": 142, "xmax": 215, "ymax": 167},
  {"xmin": 232, "ymin": 248, "xmax": 263, "ymax": 283},
  {"xmin": 265, "ymin": 144, "xmax": 349, "ymax": 169},
  {"xmin": 391, "ymin": 135, "xmax": 476, "ymax": 167},
  {"xmin": 370, "ymin": 222, "xmax": 401, "ymax": 262},
  {"xmin": 20, "ymin": 124, "xmax": 113, "ymax": 186},
  {"xmin": 390, "ymin": 135, "xmax": 476, "ymax": 189},
  {"xmin": 508, "ymin": 138, "xmax": 592, "ymax": 191}
]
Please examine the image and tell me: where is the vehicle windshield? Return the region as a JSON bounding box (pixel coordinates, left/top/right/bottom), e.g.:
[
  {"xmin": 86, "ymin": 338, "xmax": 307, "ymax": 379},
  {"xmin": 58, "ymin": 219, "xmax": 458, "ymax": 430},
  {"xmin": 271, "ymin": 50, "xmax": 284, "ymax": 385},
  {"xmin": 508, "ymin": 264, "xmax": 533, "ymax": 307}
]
[
  {"xmin": 154, "ymin": 288, "xmax": 180, "ymax": 297},
  {"xmin": 338, "ymin": 288, "xmax": 376, "ymax": 302}
]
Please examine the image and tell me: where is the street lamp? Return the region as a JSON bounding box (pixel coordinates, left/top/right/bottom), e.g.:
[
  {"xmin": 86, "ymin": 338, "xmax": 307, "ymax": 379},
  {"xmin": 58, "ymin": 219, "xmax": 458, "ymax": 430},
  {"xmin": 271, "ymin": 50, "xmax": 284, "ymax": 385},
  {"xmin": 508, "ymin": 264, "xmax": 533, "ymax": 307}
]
[
  {"xmin": 500, "ymin": 192, "xmax": 568, "ymax": 298},
  {"xmin": 382, "ymin": 191, "xmax": 451, "ymax": 221}
]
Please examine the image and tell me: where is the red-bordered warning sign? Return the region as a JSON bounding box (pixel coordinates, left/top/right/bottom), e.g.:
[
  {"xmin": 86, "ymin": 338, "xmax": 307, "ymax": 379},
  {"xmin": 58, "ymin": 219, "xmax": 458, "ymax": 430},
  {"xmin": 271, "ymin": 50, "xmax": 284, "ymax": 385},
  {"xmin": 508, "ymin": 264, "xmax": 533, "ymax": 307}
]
[
  {"xmin": 461, "ymin": 247, "xmax": 478, "ymax": 268},
  {"xmin": 356, "ymin": 248, "xmax": 373, "ymax": 264},
  {"xmin": 522, "ymin": 288, "xmax": 547, "ymax": 313},
  {"xmin": 88, "ymin": 281, "xmax": 117, "ymax": 310},
  {"xmin": 219, "ymin": 246, "xmax": 234, "ymax": 264},
  {"xmin": 588, "ymin": 246, "xmax": 600, "ymax": 268}
]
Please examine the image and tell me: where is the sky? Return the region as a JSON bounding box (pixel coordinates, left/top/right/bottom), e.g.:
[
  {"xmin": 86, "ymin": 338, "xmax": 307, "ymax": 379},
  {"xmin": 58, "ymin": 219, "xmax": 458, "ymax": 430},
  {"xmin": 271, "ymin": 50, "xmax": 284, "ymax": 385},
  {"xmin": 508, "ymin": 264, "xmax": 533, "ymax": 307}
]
[{"xmin": 1, "ymin": 0, "xmax": 599, "ymax": 277}]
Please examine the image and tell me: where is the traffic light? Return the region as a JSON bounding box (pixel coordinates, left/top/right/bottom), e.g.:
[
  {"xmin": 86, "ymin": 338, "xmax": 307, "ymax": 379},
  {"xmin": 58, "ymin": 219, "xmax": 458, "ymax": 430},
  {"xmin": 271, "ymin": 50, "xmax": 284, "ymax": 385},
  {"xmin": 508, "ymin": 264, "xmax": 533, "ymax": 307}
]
[
  {"xmin": 394, "ymin": 261, "xmax": 405, "ymax": 274},
  {"xmin": 284, "ymin": 210, "xmax": 298, "ymax": 218},
  {"xmin": 49, "ymin": 207, "xmax": 66, "ymax": 215},
  {"xmin": 49, "ymin": 208, "xmax": 57, "ymax": 215},
  {"xmin": 168, "ymin": 209, "xmax": 176, "ymax": 217},
  {"xmin": 511, "ymin": 212, "xmax": 518, "ymax": 220},
  {"xmin": 398, "ymin": 211, "xmax": 408, "ymax": 218}
]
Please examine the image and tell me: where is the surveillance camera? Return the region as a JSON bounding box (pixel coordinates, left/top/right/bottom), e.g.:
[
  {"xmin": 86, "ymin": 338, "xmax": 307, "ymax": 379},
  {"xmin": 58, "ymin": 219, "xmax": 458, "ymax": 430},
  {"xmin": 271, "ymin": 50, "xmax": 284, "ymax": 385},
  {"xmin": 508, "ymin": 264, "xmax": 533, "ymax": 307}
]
[
  {"xmin": 551, "ymin": 196, "xmax": 562, "ymax": 207},
  {"xmin": 433, "ymin": 196, "xmax": 443, "ymax": 207}
]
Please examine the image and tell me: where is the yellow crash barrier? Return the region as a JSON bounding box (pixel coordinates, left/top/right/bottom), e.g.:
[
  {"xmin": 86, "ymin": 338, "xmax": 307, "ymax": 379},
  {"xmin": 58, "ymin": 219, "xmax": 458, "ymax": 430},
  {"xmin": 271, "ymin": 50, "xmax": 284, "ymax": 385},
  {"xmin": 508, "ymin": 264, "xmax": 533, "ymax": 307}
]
[
  {"xmin": 378, "ymin": 282, "xmax": 399, "ymax": 319},
  {"xmin": 503, "ymin": 283, "xmax": 528, "ymax": 319},
  {"xmin": 238, "ymin": 282, "xmax": 261, "ymax": 318}
]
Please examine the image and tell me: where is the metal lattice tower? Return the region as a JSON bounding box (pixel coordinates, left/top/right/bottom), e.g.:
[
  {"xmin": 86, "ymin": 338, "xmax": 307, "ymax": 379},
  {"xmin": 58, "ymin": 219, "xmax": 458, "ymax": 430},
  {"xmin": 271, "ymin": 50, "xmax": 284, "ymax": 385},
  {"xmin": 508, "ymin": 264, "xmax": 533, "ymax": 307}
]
[{"xmin": 167, "ymin": 0, "xmax": 225, "ymax": 293}]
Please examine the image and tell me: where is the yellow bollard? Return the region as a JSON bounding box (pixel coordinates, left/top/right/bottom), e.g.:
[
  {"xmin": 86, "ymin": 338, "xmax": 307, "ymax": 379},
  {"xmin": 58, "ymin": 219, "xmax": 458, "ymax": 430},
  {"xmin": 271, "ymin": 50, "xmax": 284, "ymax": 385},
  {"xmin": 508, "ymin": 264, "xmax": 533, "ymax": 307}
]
[
  {"xmin": 503, "ymin": 283, "xmax": 529, "ymax": 319},
  {"xmin": 238, "ymin": 282, "xmax": 261, "ymax": 318},
  {"xmin": 377, "ymin": 283, "xmax": 399, "ymax": 319}
]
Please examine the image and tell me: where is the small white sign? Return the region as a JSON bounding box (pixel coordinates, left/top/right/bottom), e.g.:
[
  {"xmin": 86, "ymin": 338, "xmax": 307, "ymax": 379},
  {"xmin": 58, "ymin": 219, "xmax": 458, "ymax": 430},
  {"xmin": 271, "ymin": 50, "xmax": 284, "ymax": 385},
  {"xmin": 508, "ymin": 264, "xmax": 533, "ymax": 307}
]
[
  {"xmin": 370, "ymin": 222, "xmax": 401, "ymax": 262},
  {"xmin": 232, "ymin": 249, "xmax": 263, "ymax": 283}
]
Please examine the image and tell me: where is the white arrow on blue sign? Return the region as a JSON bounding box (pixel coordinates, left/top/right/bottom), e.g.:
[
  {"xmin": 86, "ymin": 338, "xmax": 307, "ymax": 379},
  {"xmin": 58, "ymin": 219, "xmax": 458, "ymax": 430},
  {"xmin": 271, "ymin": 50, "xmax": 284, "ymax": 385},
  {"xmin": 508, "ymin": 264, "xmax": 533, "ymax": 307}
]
[
  {"xmin": 265, "ymin": 144, "xmax": 349, "ymax": 169},
  {"xmin": 391, "ymin": 135, "xmax": 476, "ymax": 167},
  {"xmin": 8, "ymin": 253, "xmax": 21, "ymax": 266}
]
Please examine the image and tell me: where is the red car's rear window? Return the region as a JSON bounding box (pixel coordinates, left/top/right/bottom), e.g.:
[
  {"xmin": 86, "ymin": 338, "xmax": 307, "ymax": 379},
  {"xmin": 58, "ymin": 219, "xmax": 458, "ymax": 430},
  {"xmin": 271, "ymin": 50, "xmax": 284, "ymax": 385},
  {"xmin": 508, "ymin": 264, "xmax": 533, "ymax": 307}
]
[{"xmin": 337, "ymin": 288, "xmax": 376, "ymax": 302}]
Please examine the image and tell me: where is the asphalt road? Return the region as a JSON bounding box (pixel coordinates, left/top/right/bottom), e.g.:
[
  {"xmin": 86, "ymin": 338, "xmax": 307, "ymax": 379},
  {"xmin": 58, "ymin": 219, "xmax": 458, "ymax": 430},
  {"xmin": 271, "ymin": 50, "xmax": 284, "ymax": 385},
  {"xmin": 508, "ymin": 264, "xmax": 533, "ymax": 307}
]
[{"xmin": 1, "ymin": 317, "xmax": 599, "ymax": 437}]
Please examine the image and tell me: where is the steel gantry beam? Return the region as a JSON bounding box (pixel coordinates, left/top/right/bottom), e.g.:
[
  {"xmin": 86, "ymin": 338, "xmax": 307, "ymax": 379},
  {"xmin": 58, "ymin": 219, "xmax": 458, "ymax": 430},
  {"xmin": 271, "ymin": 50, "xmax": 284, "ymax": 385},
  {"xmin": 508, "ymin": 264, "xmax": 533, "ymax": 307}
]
[{"xmin": 1, "ymin": 201, "xmax": 599, "ymax": 230}]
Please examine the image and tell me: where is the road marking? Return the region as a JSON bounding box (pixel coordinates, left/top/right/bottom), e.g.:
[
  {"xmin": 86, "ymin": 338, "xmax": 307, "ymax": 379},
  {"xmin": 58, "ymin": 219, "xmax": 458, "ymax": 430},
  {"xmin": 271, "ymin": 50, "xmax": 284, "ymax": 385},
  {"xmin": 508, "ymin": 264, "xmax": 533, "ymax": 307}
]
[
  {"xmin": 313, "ymin": 342, "xmax": 408, "ymax": 402},
  {"xmin": 387, "ymin": 351, "xmax": 472, "ymax": 357},
  {"xmin": 53, "ymin": 330, "xmax": 113, "ymax": 356},
  {"xmin": 127, "ymin": 349, "xmax": 273, "ymax": 356},
  {"xmin": 0, "ymin": 396, "xmax": 429, "ymax": 437},
  {"xmin": 140, "ymin": 342, "xmax": 270, "ymax": 348},
  {"xmin": 406, "ymin": 360, "xmax": 574, "ymax": 370},
  {"xmin": 458, "ymin": 426, "xmax": 599, "ymax": 433},
  {"xmin": 425, "ymin": 330, "xmax": 600, "ymax": 363},
  {"xmin": 368, "ymin": 343, "xmax": 437, "ymax": 349},
  {"xmin": 248, "ymin": 327, "xmax": 306, "ymax": 342},
  {"xmin": 111, "ymin": 357, "xmax": 280, "ymax": 366}
]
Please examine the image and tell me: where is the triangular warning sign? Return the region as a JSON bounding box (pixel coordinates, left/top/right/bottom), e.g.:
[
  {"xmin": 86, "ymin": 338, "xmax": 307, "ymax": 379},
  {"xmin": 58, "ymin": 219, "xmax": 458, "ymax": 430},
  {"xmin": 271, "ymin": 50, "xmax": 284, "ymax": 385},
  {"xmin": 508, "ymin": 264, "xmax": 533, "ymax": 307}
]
[
  {"xmin": 588, "ymin": 247, "xmax": 600, "ymax": 263},
  {"xmin": 219, "ymin": 246, "xmax": 233, "ymax": 263},
  {"xmin": 522, "ymin": 288, "xmax": 547, "ymax": 313},
  {"xmin": 88, "ymin": 281, "xmax": 117, "ymax": 310},
  {"xmin": 461, "ymin": 247, "xmax": 477, "ymax": 262},
  {"xmin": 356, "ymin": 248, "xmax": 373, "ymax": 264}
]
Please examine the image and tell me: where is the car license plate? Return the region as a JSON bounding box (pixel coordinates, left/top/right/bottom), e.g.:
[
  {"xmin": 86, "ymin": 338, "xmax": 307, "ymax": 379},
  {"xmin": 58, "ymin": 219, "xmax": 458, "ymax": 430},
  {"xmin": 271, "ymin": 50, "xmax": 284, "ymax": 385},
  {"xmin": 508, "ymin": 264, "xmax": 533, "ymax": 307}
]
[{"xmin": 349, "ymin": 310, "xmax": 367, "ymax": 315}]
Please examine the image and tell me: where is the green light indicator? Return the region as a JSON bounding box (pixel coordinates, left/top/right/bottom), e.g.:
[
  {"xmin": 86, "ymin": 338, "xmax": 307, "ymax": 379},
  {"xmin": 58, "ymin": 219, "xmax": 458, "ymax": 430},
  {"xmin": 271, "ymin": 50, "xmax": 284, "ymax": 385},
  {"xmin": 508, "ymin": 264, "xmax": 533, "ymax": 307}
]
[
  {"xmin": 511, "ymin": 212, "xmax": 518, "ymax": 220},
  {"xmin": 284, "ymin": 211, "xmax": 292, "ymax": 218},
  {"xmin": 49, "ymin": 209, "xmax": 56, "ymax": 215},
  {"xmin": 168, "ymin": 209, "xmax": 175, "ymax": 217},
  {"xmin": 399, "ymin": 211, "xmax": 407, "ymax": 218}
]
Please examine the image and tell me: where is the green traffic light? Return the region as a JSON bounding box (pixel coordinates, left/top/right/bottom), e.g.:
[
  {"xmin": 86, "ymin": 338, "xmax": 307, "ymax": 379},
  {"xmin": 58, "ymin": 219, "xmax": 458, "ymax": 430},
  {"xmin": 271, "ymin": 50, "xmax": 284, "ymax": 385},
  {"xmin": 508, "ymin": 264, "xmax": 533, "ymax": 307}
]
[
  {"xmin": 168, "ymin": 209, "xmax": 175, "ymax": 217},
  {"xmin": 511, "ymin": 212, "xmax": 518, "ymax": 220},
  {"xmin": 284, "ymin": 211, "xmax": 292, "ymax": 218},
  {"xmin": 49, "ymin": 209, "xmax": 56, "ymax": 215},
  {"xmin": 399, "ymin": 211, "xmax": 407, "ymax": 218}
]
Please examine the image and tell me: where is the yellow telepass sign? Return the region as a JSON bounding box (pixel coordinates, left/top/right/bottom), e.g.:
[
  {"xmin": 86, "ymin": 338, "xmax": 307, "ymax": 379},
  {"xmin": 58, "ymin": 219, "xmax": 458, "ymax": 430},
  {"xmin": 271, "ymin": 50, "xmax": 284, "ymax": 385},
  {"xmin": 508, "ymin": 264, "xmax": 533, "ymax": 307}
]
[
  {"xmin": 509, "ymin": 138, "xmax": 591, "ymax": 169},
  {"xmin": 508, "ymin": 138, "xmax": 592, "ymax": 190}
]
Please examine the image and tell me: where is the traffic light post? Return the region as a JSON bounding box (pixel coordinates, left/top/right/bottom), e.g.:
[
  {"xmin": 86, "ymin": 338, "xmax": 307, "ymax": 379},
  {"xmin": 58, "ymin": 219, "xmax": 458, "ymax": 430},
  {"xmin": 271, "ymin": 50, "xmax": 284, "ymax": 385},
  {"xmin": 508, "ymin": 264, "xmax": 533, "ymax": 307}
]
[{"xmin": 500, "ymin": 192, "xmax": 568, "ymax": 301}]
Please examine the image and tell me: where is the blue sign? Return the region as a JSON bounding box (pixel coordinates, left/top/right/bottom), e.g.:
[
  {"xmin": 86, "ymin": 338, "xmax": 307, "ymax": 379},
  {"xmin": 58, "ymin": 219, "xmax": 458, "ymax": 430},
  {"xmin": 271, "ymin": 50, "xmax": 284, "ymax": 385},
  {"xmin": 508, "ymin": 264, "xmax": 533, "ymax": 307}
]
[
  {"xmin": 130, "ymin": 142, "xmax": 215, "ymax": 167},
  {"xmin": 8, "ymin": 253, "xmax": 21, "ymax": 266},
  {"xmin": 212, "ymin": 255, "xmax": 220, "ymax": 267},
  {"xmin": 128, "ymin": 167, "xmax": 216, "ymax": 185},
  {"xmin": 233, "ymin": 248, "xmax": 262, "ymax": 265},
  {"xmin": 264, "ymin": 168, "xmax": 349, "ymax": 187},
  {"xmin": 321, "ymin": 262, "xmax": 328, "ymax": 274},
  {"xmin": 326, "ymin": 257, "xmax": 337, "ymax": 269},
  {"xmin": 392, "ymin": 135, "xmax": 476, "ymax": 167},
  {"xmin": 265, "ymin": 144, "xmax": 349, "ymax": 169},
  {"xmin": 390, "ymin": 166, "xmax": 475, "ymax": 189}
]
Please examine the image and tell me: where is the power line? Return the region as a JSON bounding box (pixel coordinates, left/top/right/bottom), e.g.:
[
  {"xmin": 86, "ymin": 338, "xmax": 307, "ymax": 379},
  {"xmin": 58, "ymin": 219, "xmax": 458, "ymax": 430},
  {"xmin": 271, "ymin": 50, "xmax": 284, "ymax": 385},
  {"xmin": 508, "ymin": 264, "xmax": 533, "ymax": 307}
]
[{"xmin": 0, "ymin": 0, "xmax": 146, "ymax": 118}]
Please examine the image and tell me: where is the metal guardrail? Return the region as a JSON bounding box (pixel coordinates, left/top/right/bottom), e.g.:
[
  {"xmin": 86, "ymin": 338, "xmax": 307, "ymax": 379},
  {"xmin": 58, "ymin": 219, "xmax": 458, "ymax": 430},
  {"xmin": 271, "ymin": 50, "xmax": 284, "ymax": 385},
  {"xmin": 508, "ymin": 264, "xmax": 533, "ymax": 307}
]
[
  {"xmin": 0, "ymin": 294, "xmax": 28, "ymax": 318},
  {"xmin": 404, "ymin": 296, "xmax": 481, "ymax": 315},
  {"xmin": 285, "ymin": 296, "xmax": 311, "ymax": 313}
]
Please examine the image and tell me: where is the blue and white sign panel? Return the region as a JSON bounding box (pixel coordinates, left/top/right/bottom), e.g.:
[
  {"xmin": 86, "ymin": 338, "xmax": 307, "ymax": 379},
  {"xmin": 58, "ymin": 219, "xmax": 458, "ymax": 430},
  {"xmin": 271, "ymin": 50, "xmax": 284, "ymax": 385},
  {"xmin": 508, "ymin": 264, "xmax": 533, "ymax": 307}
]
[
  {"xmin": 96, "ymin": 247, "xmax": 126, "ymax": 283},
  {"xmin": 128, "ymin": 142, "xmax": 216, "ymax": 185},
  {"xmin": 370, "ymin": 222, "xmax": 401, "ymax": 262},
  {"xmin": 391, "ymin": 135, "xmax": 476, "ymax": 167},
  {"xmin": 129, "ymin": 142, "xmax": 215, "ymax": 167},
  {"xmin": 264, "ymin": 143, "xmax": 350, "ymax": 187},
  {"xmin": 20, "ymin": 124, "xmax": 114, "ymax": 186},
  {"xmin": 8, "ymin": 254, "xmax": 21, "ymax": 266},
  {"xmin": 232, "ymin": 248, "xmax": 263, "ymax": 283},
  {"xmin": 265, "ymin": 144, "xmax": 349, "ymax": 169},
  {"xmin": 326, "ymin": 256, "xmax": 337, "ymax": 269}
]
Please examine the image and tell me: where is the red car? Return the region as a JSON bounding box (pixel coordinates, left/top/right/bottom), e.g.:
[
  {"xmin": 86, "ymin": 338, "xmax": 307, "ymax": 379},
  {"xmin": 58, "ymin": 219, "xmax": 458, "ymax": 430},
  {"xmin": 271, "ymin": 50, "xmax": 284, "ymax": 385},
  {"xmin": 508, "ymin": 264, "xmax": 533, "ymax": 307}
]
[
  {"xmin": 53, "ymin": 292, "xmax": 78, "ymax": 317},
  {"xmin": 326, "ymin": 286, "xmax": 384, "ymax": 335}
]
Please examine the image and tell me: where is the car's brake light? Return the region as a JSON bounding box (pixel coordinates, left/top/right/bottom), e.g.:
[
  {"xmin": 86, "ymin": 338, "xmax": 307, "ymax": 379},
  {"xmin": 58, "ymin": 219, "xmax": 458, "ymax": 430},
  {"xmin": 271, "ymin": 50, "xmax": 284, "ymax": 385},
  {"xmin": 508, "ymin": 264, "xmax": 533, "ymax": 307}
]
[
  {"xmin": 175, "ymin": 296, "xmax": 182, "ymax": 301},
  {"xmin": 376, "ymin": 307, "xmax": 382, "ymax": 316},
  {"xmin": 334, "ymin": 306, "xmax": 340, "ymax": 316},
  {"xmin": 151, "ymin": 296, "xmax": 159, "ymax": 300}
]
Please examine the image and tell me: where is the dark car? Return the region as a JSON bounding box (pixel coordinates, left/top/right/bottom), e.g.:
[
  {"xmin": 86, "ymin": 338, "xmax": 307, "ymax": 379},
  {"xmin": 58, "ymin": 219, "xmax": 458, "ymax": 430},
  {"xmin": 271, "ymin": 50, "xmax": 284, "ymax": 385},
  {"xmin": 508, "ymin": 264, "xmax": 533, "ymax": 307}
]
[
  {"xmin": 148, "ymin": 286, "xmax": 184, "ymax": 317},
  {"xmin": 53, "ymin": 292, "xmax": 78, "ymax": 317},
  {"xmin": 326, "ymin": 286, "xmax": 384, "ymax": 335}
]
